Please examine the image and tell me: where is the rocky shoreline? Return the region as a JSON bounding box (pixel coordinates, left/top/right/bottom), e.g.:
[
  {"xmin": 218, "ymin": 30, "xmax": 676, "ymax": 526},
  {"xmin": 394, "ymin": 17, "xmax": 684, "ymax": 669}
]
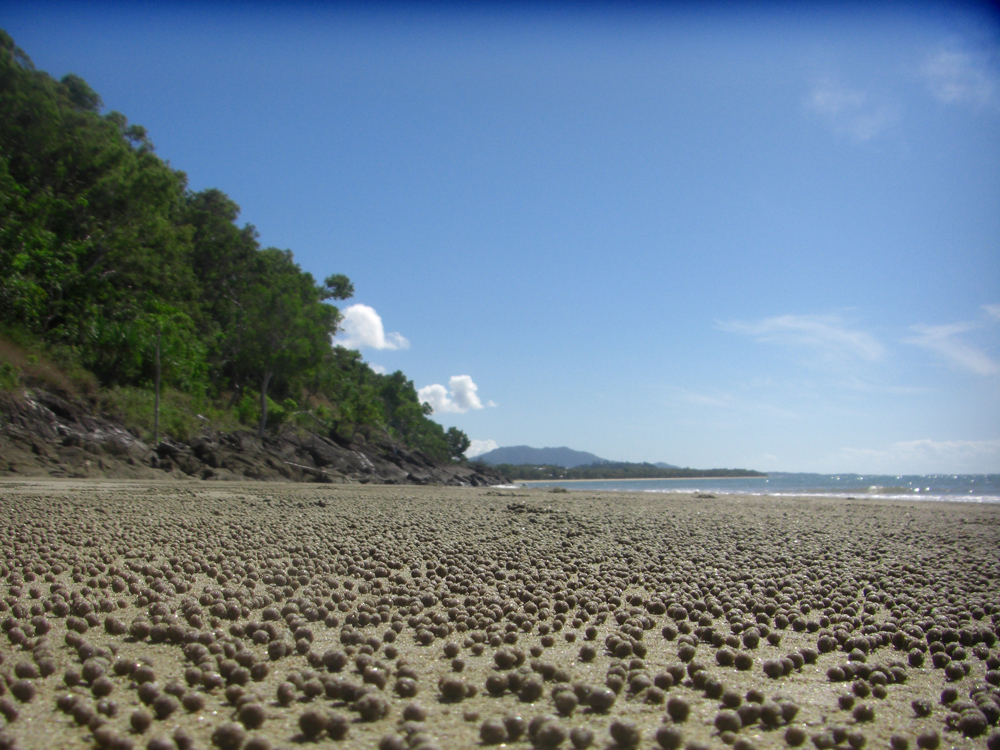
[{"xmin": 0, "ymin": 389, "xmax": 507, "ymax": 487}]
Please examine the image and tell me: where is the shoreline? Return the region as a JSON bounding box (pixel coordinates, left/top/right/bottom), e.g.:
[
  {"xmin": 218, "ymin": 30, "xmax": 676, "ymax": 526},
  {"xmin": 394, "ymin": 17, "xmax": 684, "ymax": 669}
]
[
  {"xmin": 517, "ymin": 475, "xmax": 768, "ymax": 484},
  {"xmin": 512, "ymin": 473, "xmax": 1000, "ymax": 503}
]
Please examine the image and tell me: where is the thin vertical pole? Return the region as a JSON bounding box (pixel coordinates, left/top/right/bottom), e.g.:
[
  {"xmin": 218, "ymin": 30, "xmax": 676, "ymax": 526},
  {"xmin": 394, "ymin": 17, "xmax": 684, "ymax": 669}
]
[{"xmin": 153, "ymin": 327, "xmax": 161, "ymax": 446}]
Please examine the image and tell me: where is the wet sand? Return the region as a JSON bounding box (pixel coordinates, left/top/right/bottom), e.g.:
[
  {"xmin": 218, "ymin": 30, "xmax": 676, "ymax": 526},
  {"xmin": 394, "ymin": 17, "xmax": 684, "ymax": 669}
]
[{"xmin": 0, "ymin": 481, "xmax": 997, "ymax": 750}]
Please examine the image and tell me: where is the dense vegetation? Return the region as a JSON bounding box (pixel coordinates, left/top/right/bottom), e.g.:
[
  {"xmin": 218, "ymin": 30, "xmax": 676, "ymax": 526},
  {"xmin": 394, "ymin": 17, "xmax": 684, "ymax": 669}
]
[
  {"xmin": 0, "ymin": 30, "xmax": 469, "ymax": 461},
  {"xmin": 494, "ymin": 462, "xmax": 766, "ymax": 481}
]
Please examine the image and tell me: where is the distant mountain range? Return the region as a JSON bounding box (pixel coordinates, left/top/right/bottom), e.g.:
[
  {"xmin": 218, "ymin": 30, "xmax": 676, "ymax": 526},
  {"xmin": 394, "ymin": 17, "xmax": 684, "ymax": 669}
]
[{"xmin": 473, "ymin": 445, "xmax": 678, "ymax": 469}]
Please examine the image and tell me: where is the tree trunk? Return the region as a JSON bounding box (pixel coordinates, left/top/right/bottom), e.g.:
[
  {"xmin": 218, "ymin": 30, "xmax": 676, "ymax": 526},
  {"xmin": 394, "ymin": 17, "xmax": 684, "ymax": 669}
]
[
  {"xmin": 258, "ymin": 369, "xmax": 273, "ymax": 438},
  {"xmin": 153, "ymin": 328, "xmax": 161, "ymax": 446}
]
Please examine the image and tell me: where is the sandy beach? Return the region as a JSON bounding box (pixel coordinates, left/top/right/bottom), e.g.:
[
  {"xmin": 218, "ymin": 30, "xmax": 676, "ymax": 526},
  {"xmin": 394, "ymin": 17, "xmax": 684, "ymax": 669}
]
[{"xmin": 0, "ymin": 481, "xmax": 997, "ymax": 750}]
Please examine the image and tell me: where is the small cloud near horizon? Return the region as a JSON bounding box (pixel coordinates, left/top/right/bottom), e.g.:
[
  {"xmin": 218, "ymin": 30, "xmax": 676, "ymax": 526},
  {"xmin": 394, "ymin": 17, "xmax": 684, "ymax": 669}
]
[
  {"xmin": 466, "ymin": 439, "xmax": 498, "ymax": 458},
  {"xmin": 369, "ymin": 364, "xmax": 387, "ymax": 375},
  {"xmin": 719, "ymin": 313, "xmax": 884, "ymax": 362},
  {"xmin": 418, "ymin": 375, "xmax": 487, "ymax": 414},
  {"xmin": 334, "ymin": 304, "xmax": 410, "ymax": 351},
  {"xmin": 841, "ymin": 437, "xmax": 1000, "ymax": 475}
]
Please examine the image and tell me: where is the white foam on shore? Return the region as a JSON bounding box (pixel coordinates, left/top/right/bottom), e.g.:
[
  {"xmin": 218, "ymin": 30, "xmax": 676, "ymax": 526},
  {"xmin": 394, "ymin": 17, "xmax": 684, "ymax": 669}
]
[
  {"xmin": 640, "ymin": 488, "xmax": 1000, "ymax": 503},
  {"xmin": 517, "ymin": 482, "xmax": 1000, "ymax": 503}
]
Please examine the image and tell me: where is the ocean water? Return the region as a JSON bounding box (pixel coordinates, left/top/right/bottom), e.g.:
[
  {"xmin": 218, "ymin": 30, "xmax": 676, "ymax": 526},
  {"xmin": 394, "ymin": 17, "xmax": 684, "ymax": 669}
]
[{"xmin": 518, "ymin": 472, "xmax": 1000, "ymax": 503}]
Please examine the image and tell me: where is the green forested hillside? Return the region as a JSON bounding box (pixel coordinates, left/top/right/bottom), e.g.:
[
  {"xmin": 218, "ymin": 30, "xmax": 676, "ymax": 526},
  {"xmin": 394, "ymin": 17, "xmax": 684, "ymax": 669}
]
[{"xmin": 0, "ymin": 30, "xmax": 468, "ymax": 461}]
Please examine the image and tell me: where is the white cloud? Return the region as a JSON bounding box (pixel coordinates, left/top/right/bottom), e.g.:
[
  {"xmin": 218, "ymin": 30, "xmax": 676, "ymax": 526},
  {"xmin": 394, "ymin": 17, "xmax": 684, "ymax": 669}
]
[
  {"xmin": 684, "ymin": 392, "xmax": 736, "ymax": 409},
  {"xmin": 984, "ymin": 303, "xmax": 1000, "ymax": 321},
  {"xmin": 904, "ymin": 322, "xmax": 999, "ymax": 376},
  {"xmin": 806, "ymin": 81, "xmax": 897, "ymax": 142},
  {"xmin": 809, "ymin": 84, "xmax": 865, "ymax": 115},
  {"xmin": 922, "ymin": 50, "xmax": 998, "ymax": 107},
  {"xmin": 418, "ymin": 375, "xmax": 486, "ymax": 414},
  {"xmin": 668, "ymin": 386, "xmax": 800, "ymax": 419},
  {"xmin": 369, "ymin": 364, "xmax": 387, "ymax": 375},
  {"xmin": 841, "ymin": 438, "xmax": 1000, "ymax": 475},
  {"xmin": 719, "ymin": 314, "xmax": 884, "ymax": 362},
  {"xmin": 416, "ymin": 384, "xmax": 452, "ymax": 412},
  {"xmin": 334, "ymin": 304, "xmax": 410, "ymax": 351},
  {"xmin": 466, "ymin": 439, "xmax": 498, "ymax": 458}
]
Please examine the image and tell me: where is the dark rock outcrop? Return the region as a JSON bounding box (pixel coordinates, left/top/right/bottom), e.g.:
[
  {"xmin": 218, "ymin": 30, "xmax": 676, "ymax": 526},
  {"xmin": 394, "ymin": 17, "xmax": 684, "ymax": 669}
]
[{"xmin": 0, "ymin": 389, "xmax": 507, "ymax": 486}]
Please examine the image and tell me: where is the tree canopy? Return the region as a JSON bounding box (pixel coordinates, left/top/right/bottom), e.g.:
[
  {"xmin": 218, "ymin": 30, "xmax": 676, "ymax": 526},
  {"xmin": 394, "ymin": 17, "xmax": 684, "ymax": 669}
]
[{"xmin": 0, "ymin": 29, "xmax": 469, "ymax": 461}]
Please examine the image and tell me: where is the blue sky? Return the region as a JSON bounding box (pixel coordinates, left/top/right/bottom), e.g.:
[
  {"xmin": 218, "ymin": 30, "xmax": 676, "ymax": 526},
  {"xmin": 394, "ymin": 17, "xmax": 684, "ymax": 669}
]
[{"xmin": 5, "ymin": 1, "xmax": 999, "ymax": 473}]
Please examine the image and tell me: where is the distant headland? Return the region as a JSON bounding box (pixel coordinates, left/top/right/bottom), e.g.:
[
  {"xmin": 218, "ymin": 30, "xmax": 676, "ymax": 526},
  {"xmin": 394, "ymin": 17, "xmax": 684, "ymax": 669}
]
[{"xmin": 471, "ymin": 445, "xmax": 763, "ymax": 481}]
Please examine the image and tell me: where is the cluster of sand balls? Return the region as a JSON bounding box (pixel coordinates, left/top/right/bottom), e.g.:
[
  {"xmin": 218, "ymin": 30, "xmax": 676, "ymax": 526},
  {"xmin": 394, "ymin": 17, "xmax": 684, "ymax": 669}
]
[{"xmin": 0, "ymin": 483, "xmax": 997, "ymax": 750}]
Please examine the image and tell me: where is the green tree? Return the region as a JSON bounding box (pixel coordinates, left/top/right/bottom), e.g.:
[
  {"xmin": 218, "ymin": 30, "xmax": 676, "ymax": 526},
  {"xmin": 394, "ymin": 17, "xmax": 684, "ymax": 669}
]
[
  {"xmin": 304, "ymin": 346, "xmax": 385, "ymax": 440},
  {"xmin": 83, "ymin": 301, "xmax": 204, "ymax": 390},
  {"xmin": 60, "ymin": 73, "xmax": 102, "ymax": 112},
  {"xmin": 180, "ymin": 188, "xmax": 261, "ymax": 393},
  {"xmin": 446, "ymin": 427, "xmax": 471, "ymax": 461},
  {"xmin": 374, "ymin": 370, "xmax": 454, "ymax": 459},
  {"xmin": 0, "ymin": 31, "xmax": 195, "ymax": 372},
  {"xmin": 235, "ymin": 248, "xmax": 351, "ymax": 436}
]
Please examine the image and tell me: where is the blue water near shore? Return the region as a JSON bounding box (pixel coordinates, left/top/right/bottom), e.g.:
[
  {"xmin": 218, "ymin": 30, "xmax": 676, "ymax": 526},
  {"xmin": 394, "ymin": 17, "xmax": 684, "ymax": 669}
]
[{"xmin": 519, "ymin": 472, "xmax": 1000, "ymax": 503}]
